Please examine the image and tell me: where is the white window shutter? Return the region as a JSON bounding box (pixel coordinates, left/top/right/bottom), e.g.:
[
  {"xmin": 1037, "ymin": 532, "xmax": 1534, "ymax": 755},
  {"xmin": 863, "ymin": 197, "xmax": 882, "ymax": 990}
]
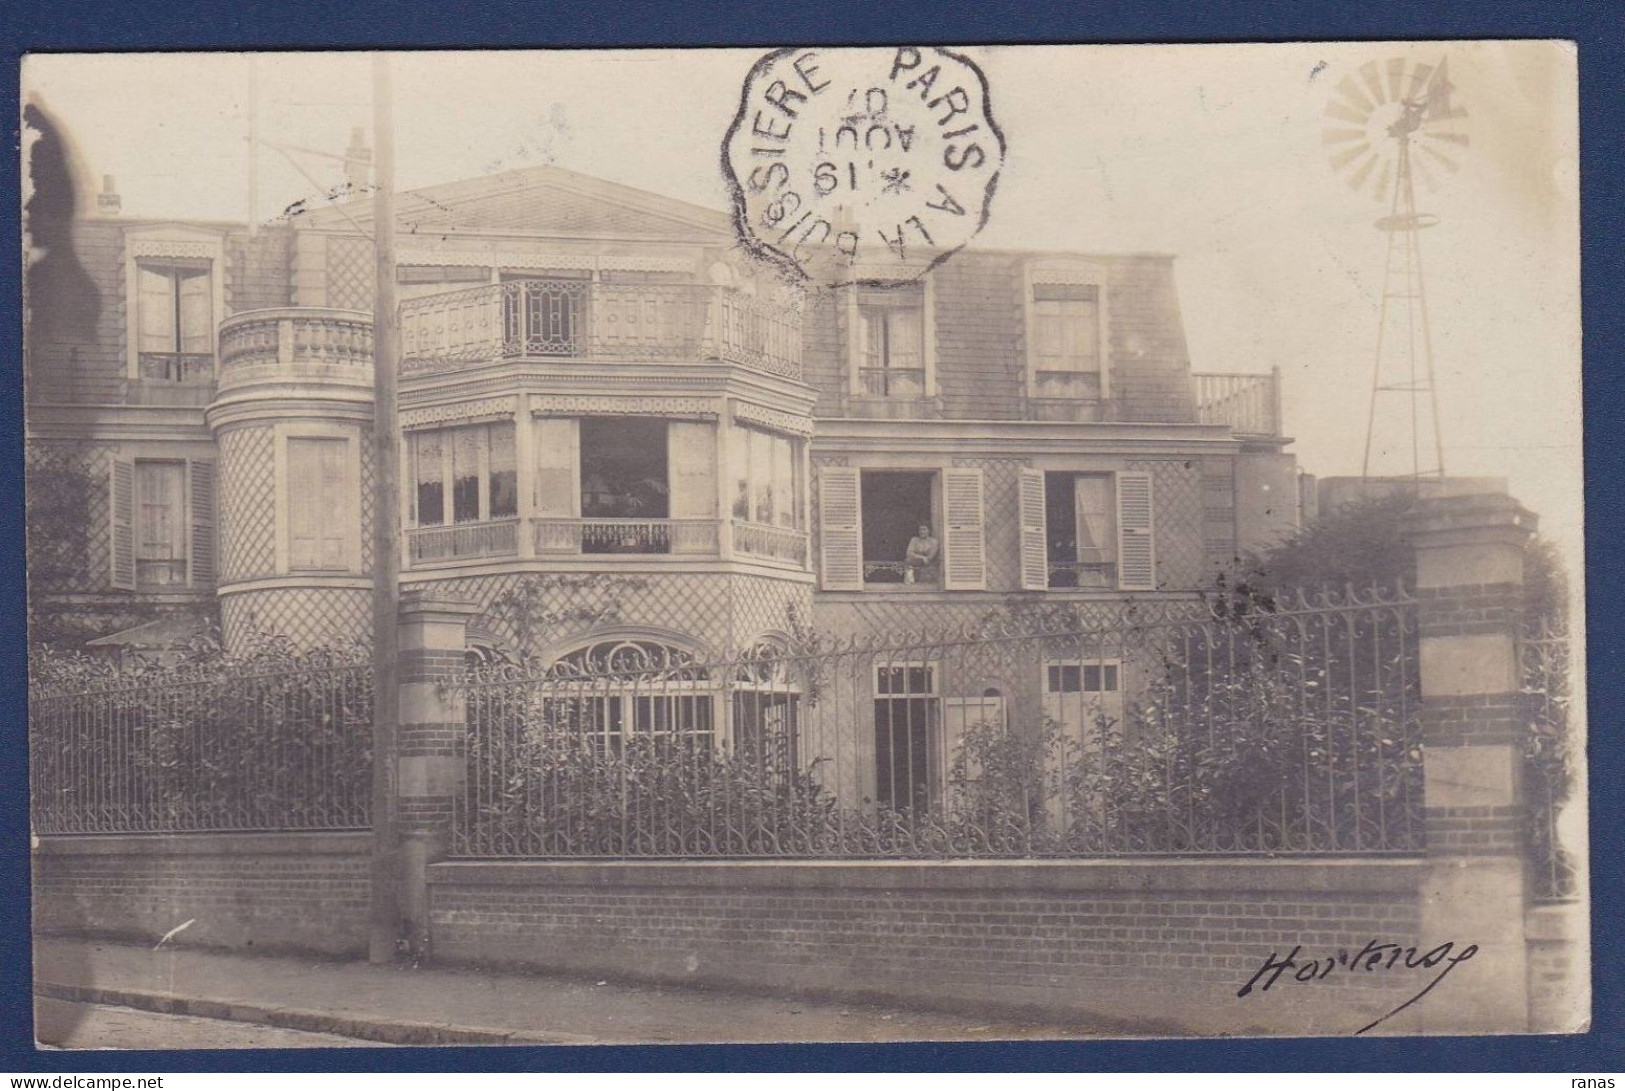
[
  {"xmin": 817, "ymin": 466, "xmax": 863, "ymax": 591},
  {"xmin": 109, "ymin": 458, "xmax": 136, "ymax": 590},
  {"xmin": 1116, "ymin": 470, "xmax": 1156, "ymax": 590},
  {"xmin": 188, "ymin": 459, "xmax": 216, "ymax": 586},
  {"xmin": 1018, "ymin": 468, "xmax": 1048, "ymax": 591},
  {"xmin": 942, "ymin": 468, "xmax": 987, "ymax": 591}
]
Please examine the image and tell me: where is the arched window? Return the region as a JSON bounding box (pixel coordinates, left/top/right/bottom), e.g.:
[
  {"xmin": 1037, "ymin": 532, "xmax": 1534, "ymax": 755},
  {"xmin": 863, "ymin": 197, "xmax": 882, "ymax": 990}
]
[
  {"xmin": 539, "ymin": 638, "xmax": 714, "ymax": 754},
  {"xmin": 731, "ymin": 638, "xmax": 802, "ymax": 774}
]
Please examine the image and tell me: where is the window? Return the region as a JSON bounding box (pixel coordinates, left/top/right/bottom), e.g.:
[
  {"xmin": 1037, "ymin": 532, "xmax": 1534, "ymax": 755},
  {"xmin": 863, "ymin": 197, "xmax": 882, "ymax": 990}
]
[
  {"xmin": 727, "ymin": 425, "xmax": 802, "ymax": 530},
  {"xmin": 859, "ymin": 471, "xmax": 938, "ymax": 585},
  {"xmin": 109, "ymin": 457, "xmax": 214, "ymax": 590},
  {"xmin": 856, "ymin": 286, "xmax": 926, "ymax": 398},
  {"xmin": 577, "ymin": 417, "xmax": 670, "ymax": 553},
  {"xmin": 1044, "ymin": 472, "xmax": 1118, "ymax": 588},
  {"xmin": 136, "ymin": 262, "xmax": 213, "ymax": 382},
  {"xmin": 818, "ymin": 466, "xmax": 987, "ymax": 592},
  {"xmin": 1043, "ymin": 658, "xmax": 1124, "ymax": 743},
  {"xmin": 541, "ymin": 640, "xmax": 716, "ymax": 756},
  {"xmin": 874, "ymin": 661, "xmax": 940, "ymax": 813},
  {"xmin": 1017, "ymin": 468, "xmax": 1156, "ymax": 591},
  {"xmin": 1031, "ymin": 283, "xmax": 1101, "ymax": 399},
  {"xmin": 410, "ymin": 422, "xmax": 518, "ymax": 527},
  {"xmin": 287, "ymin": 438, "xmax": 352, "ymax": 571},
  {"xmin": 133, "ymin": 460, "xmax": 186, "ymax": 586}
]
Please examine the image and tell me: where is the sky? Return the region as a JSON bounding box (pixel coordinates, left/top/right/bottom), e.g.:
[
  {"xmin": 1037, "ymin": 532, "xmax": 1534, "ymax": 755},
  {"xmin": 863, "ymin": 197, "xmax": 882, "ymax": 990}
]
[{"xmin": 21, "ymin": 43, "xmax": 1582, "ymax": 581}]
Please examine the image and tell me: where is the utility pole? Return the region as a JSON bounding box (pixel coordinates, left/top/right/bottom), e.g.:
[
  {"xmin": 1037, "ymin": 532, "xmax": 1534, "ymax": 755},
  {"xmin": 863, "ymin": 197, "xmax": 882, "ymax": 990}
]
[{"xmin": 368, "ymin": 51, "xmax": 402, "ymax": 964}]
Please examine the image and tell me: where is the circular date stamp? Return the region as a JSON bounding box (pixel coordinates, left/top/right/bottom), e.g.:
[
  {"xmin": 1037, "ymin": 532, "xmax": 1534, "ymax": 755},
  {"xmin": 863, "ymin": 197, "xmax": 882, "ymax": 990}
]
[{"xmin": 723, "ymin": 47, "xmax": 1005, "ymax": 288}]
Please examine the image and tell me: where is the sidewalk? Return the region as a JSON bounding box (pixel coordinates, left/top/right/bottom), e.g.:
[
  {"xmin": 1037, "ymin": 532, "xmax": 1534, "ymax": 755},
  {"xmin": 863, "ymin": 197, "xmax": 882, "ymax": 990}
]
[{"xmin": 34, "ymin": 937, "xmax": 1104, "ymax": 1047}]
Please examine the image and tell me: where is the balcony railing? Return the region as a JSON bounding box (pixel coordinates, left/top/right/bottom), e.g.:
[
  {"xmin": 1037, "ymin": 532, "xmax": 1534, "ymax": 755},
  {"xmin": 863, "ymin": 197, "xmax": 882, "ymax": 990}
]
[
  {"xmin": 406, "ymin": 519, "xmax": 519, "ymax": 565},
  {"xmin": 858, "ymin": 367, "xmax": 926, "ymax": 398},
  {"xmin": 731, "ymin": 520, "xmax": 809, "ymax": 565},
  {"xmin": 138, "ymin": 352, "xmax": 214, "ymax": 383},
  {"xmin": 1193, "ymin": 369, "xmax": 1282, "ymax": 438},
  {"xmin": 533, "ymin": 518, "xmax": 721, "ymax": 556},
  {"xmin": 216, "ymin": 308, "xmax": 374, "ymax": 393},
  {"xmin": 400, "ymin": 280, "xmax": 801, "ymax": 381},
  {"xmin": 863, "ymin": 560, "xmax": 939, "ymax": 587}
]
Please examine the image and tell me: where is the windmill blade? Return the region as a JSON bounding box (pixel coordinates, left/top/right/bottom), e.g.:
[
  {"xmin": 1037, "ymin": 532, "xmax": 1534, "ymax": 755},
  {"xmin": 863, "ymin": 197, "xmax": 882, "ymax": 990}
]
[
  {"xmin": 1386, "ymin": 58, "xmax": 1408, "ymax": 103},
  {"xmin": 1412, "ymin": 151, "xmax": 1440, "ymax": 193},
  {"xmin": 1407, "ymin": 63, "xmax": 1435, "ymax": 103},
  {"xmin": 1338, "ymin": 73, "xmax": 1377, "ymax": 116},
  {"xmin": 1322, "ymin": 127, "xmax": 1367, "ymax": 146},
  {"xmin": 1347, "ymin": 153, "xmax": 1380, "ymax": 195},
  {"xmin": 1373, "ymin": 159, "xmax": 1392, "ymax": 203},
  {"xmin": 1359, "ymin": 60, "xmax": 1389, "ymax": 105},
  {"xmin": 1424, "ymin": 129, "xmax": 1471, "ymax": 147},
  {"xmin": 1324, "ymin": 100, "xmax": 1368, "ymax": 126},
  {"xmin": 1329, "ymin": 142, "xmax": 1372, "ymax": 172}
]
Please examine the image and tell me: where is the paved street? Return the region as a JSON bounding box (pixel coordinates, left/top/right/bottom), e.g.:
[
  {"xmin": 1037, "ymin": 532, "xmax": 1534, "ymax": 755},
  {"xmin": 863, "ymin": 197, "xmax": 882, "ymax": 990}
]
[
  {"xmin": 35, "ymin": 998, "xmax": 385, "ymax": 1050},
  {"xmin": 35, "ymin": 938, "xmax": 1106, "ymax": 1048}
]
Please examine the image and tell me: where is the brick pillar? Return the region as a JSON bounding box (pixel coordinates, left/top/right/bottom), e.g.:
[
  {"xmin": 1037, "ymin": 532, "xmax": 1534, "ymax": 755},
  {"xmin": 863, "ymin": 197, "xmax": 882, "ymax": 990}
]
[
  {"xmin": 1402, "ymin": 492, "xmax": 1535, "ymax": 1033},
  {"xmin": 395, "ymin": 591, "xmax": 479, "ymax": 955}
]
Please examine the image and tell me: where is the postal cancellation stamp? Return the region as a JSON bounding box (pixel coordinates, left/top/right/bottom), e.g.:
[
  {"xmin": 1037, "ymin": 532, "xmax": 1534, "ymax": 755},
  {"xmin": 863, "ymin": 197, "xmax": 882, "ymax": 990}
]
[{"xmin": 723, "ymin": 46, "xmax": 1005, "ymax": 287}]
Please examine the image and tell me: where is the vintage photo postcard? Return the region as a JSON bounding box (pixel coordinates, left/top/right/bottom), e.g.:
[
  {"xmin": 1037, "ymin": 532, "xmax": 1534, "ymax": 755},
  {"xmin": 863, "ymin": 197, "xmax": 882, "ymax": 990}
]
[{"xmin": 21, "ymin": 42, "xmax": 1585, "ymax": 1048}]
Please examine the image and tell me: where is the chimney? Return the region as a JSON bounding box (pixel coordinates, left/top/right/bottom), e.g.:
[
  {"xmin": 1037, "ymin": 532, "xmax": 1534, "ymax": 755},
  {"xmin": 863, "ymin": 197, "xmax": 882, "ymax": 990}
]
[
  {"xmin": 343, "ymin": 127, "xmax": 372, "ymax": 193},
  {"xmin": 96, "ymin": 174, "xmax": 121, "ymax": 216}
]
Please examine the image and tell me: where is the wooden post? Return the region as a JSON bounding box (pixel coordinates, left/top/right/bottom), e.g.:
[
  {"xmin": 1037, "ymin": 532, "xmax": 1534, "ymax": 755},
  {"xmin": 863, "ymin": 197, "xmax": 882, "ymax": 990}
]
[{"xmin": 368, "ymin": 51, "xmax": 403, "ymax": 964}]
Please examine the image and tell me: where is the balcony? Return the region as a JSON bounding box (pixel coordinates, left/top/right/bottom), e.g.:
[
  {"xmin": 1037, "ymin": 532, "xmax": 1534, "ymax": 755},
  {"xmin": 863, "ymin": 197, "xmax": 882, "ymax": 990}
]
[
  {"xmin": 730, "ymin": 520, "xmax": 809, "ymax": 565},
  {"xmin": 400, "ymin": 280, "xmax": 802, "ymax": 382},
  {"xmin": 406, "ymin": 519, "xmax": 519, "ymax": 565},
  {"xmin": 533, "ymin": 518, "xmax": 720, "ymax": 557},
  {"xmin": 1193, "ymin": 369, "xmax": 1282, "ymax": 438},
  {"xmin": 216, "ymin": 308, "xmax": 374, "ymax": 394}
]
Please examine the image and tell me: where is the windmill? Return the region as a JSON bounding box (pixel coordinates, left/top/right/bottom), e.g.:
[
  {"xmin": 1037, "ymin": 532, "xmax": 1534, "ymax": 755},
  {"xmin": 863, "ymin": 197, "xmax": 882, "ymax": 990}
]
[{"xmin": 1324, "ymin": 57, "xmax": 1470, "ymax": 481}]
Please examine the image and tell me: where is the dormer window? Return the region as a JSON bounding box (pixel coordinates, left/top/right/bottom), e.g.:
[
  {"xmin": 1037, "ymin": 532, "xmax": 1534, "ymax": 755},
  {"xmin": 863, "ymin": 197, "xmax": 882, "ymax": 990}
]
[
  {"xmin": 858, "ymin": 286, "xmax": 925, "ymax": 398},
  {"xmin": 124, "ymin": 227, "xmax": 226, "ymax": 385},
  {"xmin": 1031, "ymin": 283, "xmax": 1101, "ymax": 400},
  {"xmin": 1024, "ymin": 260, "xmax": 1109, "ymax": 421},
  {"xmin": 136, "ymin": 262, "xmax": 213, "ymax": 382}
]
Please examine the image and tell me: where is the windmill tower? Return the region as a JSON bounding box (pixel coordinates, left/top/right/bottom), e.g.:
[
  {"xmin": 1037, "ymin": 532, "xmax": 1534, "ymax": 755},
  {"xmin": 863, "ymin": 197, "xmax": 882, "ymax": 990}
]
[{"xmin": 1324, "ymin": 57, "xmax": 1470, "ymax": 481}]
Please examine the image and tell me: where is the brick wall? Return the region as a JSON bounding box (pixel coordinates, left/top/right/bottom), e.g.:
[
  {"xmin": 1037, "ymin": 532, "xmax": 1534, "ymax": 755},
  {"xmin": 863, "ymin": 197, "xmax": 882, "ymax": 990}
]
[
  {"xmin": 32, "ymin": 832, "xmax": 371, "ymax": 957},
  {"xmin": 426, "ymin": 858, "xmax": 1426, "ymax": 1036}
]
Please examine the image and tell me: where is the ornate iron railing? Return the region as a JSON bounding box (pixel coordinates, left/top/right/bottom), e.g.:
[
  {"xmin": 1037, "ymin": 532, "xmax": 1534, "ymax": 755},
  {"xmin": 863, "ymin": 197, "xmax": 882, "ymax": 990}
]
[
  {"xmin": 30, "ymin": 662, "xmax": 373, "ymax": 834},
  {"xmin": 1046, "ymin": 560, "xmax": 1116, "ymax": 589},
  {"xmin": 1193, "ymin": 370, "xmax": 1282, "ymax": 437},
  {"xmin": 1520, "ymin": 612, "xmax": 1578, "ymax": 901},
  {"xmin": 400, "ymin": 280, "xmax": 801, "ymax": 380},
  {"xmin": 447, "ymin": 586, "xmax": 1425, "ymax": 859},
  {"xmin": 532, "ymin": 517, "xmax": 720, "ymax": 556},
  {"xmin": 731, "ymin": 520, "xmax": 809, "ymax": 565},
  {"xmin": 406, "ymin": 519, "xmax": 520, "ymax": 566}
]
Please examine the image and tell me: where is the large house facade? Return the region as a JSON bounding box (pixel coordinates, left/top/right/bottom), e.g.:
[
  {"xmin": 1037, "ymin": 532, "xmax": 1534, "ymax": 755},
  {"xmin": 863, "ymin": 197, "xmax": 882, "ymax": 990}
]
[{"xmin": 26, "ymin": 164, "xmax": 1300, "ymax": 759}]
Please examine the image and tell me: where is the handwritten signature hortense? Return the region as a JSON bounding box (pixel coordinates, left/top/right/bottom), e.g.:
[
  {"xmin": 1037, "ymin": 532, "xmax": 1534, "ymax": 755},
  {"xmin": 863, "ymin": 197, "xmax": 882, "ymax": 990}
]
[{"xmin": 1237, "ymin": 939, "xmax": 1479, "ymax": 1035}]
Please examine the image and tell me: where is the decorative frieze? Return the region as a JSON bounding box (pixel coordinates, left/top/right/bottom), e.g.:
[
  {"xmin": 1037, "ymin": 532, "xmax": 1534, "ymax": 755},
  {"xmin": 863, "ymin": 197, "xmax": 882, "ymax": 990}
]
[
  {"xmin": 402, "ymin": 396, "xmax": 518, "ymax": 430},
  {"xmin": 733, "ymin": 402, "xmax": 814, "ymax": 437},
  {"xmin": 529, "ymin": 394, "xmax": 716, "ymax": 419}
]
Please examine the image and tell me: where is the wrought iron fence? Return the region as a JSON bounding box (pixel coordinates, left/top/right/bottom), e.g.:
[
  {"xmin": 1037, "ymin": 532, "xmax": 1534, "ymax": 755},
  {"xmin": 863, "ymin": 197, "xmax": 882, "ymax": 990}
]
[
  {"xmin": 30, "ymin": 663, "xmax": 373, "ymax": 834},
  {"xmin": 1520, "ymin": 613, "xmax": 1578, "ymax": 901},
  {"xmin": 449, "ymin": 586, "xmax": 1424, "ymax": 859}
]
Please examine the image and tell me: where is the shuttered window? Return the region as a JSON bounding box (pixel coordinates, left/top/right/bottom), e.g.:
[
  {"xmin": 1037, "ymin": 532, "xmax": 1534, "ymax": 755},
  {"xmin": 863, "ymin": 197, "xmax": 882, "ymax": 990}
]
[
  {"xmin": 188, "ymin": 460, "xmax": 216, "ymax": 586},
  {"xmin": 109, "ymin": 459, "xmax": 135, "ymax": 590},
  {"xmin": 1116, "ymin": 470, "xmax": 1156, "ymax": 590},
  {"xmin": 110, "ymin": 458, "xmax": 214, "ymax": 588},
  {"xmin": 1018, "ymin": 468, "xmax": 1048, "ymax": 591},
  {"xmin": 940, "ymin": 468, "xmax": 987, "ymax": 591},
  {"xmin": 287, "ymin": 438, "xmax": 351, "ymax": 571},
  {"xmin": 817, "ymin": 466, "xmax": 863, "ymax": 591}
]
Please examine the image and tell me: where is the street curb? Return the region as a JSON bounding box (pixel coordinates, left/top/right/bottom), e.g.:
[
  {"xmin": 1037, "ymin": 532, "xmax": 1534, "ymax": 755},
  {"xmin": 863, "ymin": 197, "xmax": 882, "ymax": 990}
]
[{"xmin": 35, "ymin": 981, "xmax": 594, "ymax": 1047}]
